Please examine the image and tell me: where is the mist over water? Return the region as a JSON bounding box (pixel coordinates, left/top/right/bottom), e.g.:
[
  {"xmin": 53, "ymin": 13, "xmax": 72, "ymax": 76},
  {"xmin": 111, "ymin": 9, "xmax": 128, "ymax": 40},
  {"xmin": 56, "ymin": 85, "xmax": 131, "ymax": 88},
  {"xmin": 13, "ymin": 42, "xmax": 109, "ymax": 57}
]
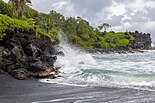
[{"xmin": 40, "ymin": 37, "xmax": 155, "ymax": 90}]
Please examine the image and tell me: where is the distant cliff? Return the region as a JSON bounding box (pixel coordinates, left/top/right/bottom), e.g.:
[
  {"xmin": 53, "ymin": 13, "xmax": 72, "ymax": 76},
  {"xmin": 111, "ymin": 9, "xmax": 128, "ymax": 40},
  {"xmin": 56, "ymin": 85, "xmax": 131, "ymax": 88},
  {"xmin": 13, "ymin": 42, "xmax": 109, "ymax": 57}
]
[{"xmin": 130, "ymin": 31, "xmax": 152, "ymax": 49}]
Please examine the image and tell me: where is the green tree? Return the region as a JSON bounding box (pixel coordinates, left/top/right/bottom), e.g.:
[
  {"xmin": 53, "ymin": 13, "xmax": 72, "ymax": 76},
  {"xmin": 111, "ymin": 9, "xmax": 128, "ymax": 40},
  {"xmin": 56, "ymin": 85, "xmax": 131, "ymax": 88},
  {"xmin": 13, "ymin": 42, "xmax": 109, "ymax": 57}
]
[
  {"xmin": 23, "ymin": 6, "xmax": 38, "ymax": 19},
  {"xmin": 35, "ymin": 13, "xmax": 50, "ymax": 33},
  {"xmin": 36, "ymin": 10, "xmax": 65, "ymax": 33},
  {"xmin": 18, "ymin": 0, "xmax": 31, "ymax": 18},
  {"xmin": 98, "ymin": 23, "xmax": 110, "ymax": 31},
  {"xmin": 0, "ymin": 0, "xmax": 13, "ymax": 17},
  {"xmin": 62, "ymin": 17, "xmax": 98, "ymax": 48},
  {"xmin": 9, "ymin": 0, "xmax": 31, "ymax": 18}
]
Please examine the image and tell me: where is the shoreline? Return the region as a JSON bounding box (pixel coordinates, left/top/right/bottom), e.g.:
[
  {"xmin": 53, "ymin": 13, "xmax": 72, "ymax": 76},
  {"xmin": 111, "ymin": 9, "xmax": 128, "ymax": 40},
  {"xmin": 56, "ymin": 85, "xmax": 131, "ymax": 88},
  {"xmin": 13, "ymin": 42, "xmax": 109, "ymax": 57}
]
[{"xmin": 1, "ymin": 74, "xmax": 155, "ymax": 103}]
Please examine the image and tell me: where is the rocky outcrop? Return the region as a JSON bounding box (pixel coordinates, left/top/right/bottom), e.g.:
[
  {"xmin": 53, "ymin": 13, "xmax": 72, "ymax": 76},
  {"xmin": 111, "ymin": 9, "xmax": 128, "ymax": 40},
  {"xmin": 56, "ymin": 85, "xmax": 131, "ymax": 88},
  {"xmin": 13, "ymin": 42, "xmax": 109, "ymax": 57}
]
[
  {"xmin": 11, "ymin": 69, "xmax": 30, "ymax": 80},
  {"xmin": 0, "ymin": 30, "xmax": 59, "ymax": 80},
  {"xmin": 33, "ymin": 68, "xmax": 61, "ymax": 79},
  {"xmin": 87, "ymin": 31, "xmax": 152, "ymax": 54},
  {"xmin": 130, "ymin": 31, "xmax": 152, "ymax": 49}
]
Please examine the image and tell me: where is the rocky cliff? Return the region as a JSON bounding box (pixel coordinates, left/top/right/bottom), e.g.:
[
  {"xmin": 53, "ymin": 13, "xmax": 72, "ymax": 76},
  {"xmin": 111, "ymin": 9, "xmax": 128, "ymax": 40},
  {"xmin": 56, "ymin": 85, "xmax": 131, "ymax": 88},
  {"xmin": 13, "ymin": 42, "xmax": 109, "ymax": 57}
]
[
  {"xmin": 0, "ymin": 30, "xmax": 60, "ymax": 79},
  {"xmin": 130, "ymin": 31, "xmax": 152, "ymax": 49}
]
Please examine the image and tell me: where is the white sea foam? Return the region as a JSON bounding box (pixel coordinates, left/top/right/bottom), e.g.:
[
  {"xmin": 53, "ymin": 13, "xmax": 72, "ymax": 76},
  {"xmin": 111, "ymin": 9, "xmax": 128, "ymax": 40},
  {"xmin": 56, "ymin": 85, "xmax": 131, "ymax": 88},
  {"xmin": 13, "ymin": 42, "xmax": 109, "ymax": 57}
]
[
  {"xmin": 151, "ymin": 43, "xmax": 154, "ymax": 47},
  {"xmin": 40, "ymin": 34, "xmax": 155, "ymax": 90},
  {"xmin": 54, "ymin": 35, "xmax": 96, "ymax": 73},
  {"xmin": 39, "ymin": 78, "xmax": 88, "ymax": 87}
]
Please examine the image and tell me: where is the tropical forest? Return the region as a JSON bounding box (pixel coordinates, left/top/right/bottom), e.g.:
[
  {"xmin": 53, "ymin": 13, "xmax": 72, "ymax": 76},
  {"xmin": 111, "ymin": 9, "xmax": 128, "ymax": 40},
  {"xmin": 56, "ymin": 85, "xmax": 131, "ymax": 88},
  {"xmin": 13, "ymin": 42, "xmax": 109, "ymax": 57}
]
[{"xmin": 0, "ymin": 0, "xmax": 137, "ymax": 49}]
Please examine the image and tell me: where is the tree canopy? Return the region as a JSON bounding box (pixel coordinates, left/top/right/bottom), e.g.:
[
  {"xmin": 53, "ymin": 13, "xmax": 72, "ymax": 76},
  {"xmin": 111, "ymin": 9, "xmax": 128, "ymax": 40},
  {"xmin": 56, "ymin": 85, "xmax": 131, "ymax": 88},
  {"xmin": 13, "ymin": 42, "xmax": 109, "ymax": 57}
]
[
  {"xmin": 98, "ymin": 23, "xmax": 110, "ymax": 31},
  {"xmin": 0, "ymin": 0, "xmax": 13, "ymax": 17},
  {"xmin": 9, "ymin": 0, "xmax": 32, "ymax": 18}
]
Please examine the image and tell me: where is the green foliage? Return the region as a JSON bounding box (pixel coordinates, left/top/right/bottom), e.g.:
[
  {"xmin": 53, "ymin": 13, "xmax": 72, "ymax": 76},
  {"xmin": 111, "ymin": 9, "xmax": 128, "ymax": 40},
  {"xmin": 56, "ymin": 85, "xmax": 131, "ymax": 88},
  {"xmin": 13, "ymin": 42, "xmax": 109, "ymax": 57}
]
[
  {"xmin": 0, "ymin": 0, "xmax": 37, "ymax": 19},
  {"xmin": 23, "ymin": 6, "xmax": 38, "ymax": 19},
  {"xmin": 0, "ymin": 33, "xmax": 6, "ymax": 40},
  {"xmin": 35, "ymin": 27, "xmax": 40, "ymax": 38},
  {"xmin": 35, "ymin": 27, "xmax": 58, "ymax": 43},
  {"xmin": 97, "ymin": 32, "xmax": 135, "ymax": 48},
  {"xmin": 98, "ymin": 23, "xmax": 110, "ymax": 31},
  {"xmin": 36, "ymin": 10, "xmax": 65, "ymax": 34},
  {"xmin": 61, "ymin": 17, "xmax": 133, "ymax": 49},
  {"xmin": 62, "ymin": 17, "xmax": 97, "ymax": 48},
  {"xmin": 35, "ymin": 10, "xmax": 65, "ymax": 43},
  {"xmin": 0, "ymin": 0, "xmax": 13, "ymax": 17},
  {"xmin": 48, "ymin": 28, "xmax": 59, "ymax": 42},
  {"xmin": 0, "ymin": 14, "xmax": 34, "ymax": 40},
  {"xmin": 9, "ymin": 0, "xmax": 32, "ymax": 19},
  {"xmin": 0, "ymin": 13, "xmax": 56, "ymax": 42}
]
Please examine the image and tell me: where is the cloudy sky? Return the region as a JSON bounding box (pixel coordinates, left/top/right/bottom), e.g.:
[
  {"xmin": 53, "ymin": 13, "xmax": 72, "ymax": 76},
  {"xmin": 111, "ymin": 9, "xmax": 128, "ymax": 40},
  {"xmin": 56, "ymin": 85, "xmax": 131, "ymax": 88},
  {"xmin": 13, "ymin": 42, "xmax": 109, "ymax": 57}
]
[{"xmin": 4, "ymin": 0, "xmax": 155, "ymax": 41}]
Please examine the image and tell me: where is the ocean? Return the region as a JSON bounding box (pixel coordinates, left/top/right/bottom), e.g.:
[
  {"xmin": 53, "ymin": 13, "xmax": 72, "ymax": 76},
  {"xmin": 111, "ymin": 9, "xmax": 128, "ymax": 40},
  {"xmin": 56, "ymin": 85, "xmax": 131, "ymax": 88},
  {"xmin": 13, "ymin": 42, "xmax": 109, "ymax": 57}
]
[
  {"xmin": 31, "ymin": 40, "xmax": 155, "ymax": 103},
  {"xmin": 40, "ymin": 41, "xmax": 155, "ymax": 91}
]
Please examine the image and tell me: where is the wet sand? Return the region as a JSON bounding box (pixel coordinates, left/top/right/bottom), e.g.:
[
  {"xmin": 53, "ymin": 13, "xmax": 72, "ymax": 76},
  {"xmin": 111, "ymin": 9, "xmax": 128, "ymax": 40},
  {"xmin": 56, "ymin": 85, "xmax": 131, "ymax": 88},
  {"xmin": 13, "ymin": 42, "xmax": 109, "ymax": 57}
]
[{"xmin": 1, "ymin": 75, "xmax": 155, "ymax": 103}]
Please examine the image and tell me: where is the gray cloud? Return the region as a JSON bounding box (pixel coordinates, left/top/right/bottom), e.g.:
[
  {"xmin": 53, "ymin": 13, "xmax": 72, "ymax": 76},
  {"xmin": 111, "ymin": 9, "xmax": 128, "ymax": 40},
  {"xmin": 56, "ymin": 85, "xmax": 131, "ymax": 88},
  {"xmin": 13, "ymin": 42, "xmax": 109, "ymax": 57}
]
[
  {"xmin": 71, "ymin": 0, "xmax": 112, "ymax": 14},
  {"xmin": 110, "ymin": 15, "xmax": 124, "ymax": 26},
  {"xmin": 147, "ymin": 8, "xmax": 155, "ymax": 21},
  {"xmin": 123, "ymin": 11, "xmax": 148, "ymax": 23}
]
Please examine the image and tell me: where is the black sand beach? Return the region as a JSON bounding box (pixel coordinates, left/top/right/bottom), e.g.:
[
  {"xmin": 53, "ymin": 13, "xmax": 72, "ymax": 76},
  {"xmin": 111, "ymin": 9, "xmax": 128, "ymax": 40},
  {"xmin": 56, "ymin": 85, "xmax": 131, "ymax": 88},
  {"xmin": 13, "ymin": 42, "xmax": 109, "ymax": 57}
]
[{"xmin": 0, "ymin": 74, "xmax": 155, "ymax": 103}]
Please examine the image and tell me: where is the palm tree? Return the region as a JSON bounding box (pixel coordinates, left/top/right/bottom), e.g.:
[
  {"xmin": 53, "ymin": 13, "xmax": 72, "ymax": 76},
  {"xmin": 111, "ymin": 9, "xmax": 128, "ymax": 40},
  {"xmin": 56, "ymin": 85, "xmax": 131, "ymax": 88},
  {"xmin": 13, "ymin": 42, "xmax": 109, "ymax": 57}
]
[
  {"xmin": 9, "ymin": 0, "xmax": 18, "ymax": 18},
  {"xmin": 9, "ymin": 0, "xmax": 31, "ymax": 18},
  {"xmin": 18, "ymin": 0, "xmax": 31, "ymax": 18}
]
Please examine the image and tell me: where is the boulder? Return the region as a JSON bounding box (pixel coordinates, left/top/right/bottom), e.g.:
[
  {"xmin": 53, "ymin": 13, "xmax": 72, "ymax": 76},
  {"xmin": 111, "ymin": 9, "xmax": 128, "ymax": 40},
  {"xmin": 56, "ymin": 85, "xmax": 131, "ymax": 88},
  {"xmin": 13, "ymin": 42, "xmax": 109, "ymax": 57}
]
[
  {"xmin": 11, "ymin": 46, "xmax": 29, "ymax": 68},
  {"xmin": 29, "ymin": 59, "xmax": 47, "ymax": 73},
  {"xmin": 24, "ymin": 44, "xmax": 41, "ymax": 60},
  {"xmin": 28, "ymin": 56, "xmax": 57, "ymax": 73},
  {"xmin": 7, "ymin": 63, "xmax": 20, "ymax": 73},
  {"xmin": 0, "ymin": 46, "xmax": 4, "ymax": 57},
  {"xmin": 0, "ymin": 46, "xmax": 4, "ymax": 52},
  {"xmin": 40, "ymin": 55, "xmax": 57, "ymax": 66},
  {"xmin": 11, "ymin": 69, "xmax": 29, "ymax": 80},
  {"xmin": 11, "ymin": 46, "xmax": 27, "ymax": 61},
  {"xmin": 2, "ymin": 48, "xmax": 10, "ymax": 59},
  {"xmin": 34, "ymin": 68, "xmax": 58, "ymax": 78},
  {"xmin": 0, "ymin": 30, "xmax": 59, "ymax": 79},
  {"xmin": 1, "ymin": 59, "xmax": 14, "ymax": 68},
  {"xmin": 0, "ymin": 70, "xmax": 5, "ymax": 75},
  {"xmin": 0, "ymin": 59, "xmax": 5, "ymax": 70},
  {"xmin": 57, "ymin": 51, "xmax": 65, "ymax": 56}
]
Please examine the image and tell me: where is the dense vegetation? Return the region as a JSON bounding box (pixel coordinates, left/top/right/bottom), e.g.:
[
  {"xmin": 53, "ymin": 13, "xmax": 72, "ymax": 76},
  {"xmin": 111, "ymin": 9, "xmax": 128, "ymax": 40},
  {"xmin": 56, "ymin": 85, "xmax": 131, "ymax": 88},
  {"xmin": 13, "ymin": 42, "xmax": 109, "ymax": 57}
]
[
  {"xmin": 0, "ymin": 0, "xmax": 12, "ymax": 17},
  {"xmin": 96, "ymin": 32, "xmax": 135, "ymax": 48},
  {"xmin": 0, "ymin": 14, "xmax": 34, "ymax": 40},
  {"xmin": 0, "ymin": 0, "xmax": 135, "ymax": 49}
]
